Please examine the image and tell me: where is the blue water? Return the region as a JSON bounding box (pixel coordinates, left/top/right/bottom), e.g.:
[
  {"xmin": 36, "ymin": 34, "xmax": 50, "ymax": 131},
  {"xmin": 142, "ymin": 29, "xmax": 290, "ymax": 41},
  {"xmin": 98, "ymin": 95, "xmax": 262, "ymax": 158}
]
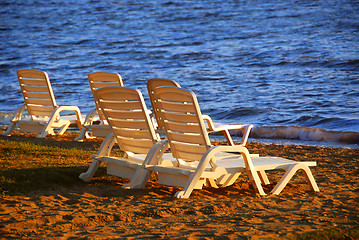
[{"xmin": 0, "ymin": 0, "xmax": 358, "ymax": 148}]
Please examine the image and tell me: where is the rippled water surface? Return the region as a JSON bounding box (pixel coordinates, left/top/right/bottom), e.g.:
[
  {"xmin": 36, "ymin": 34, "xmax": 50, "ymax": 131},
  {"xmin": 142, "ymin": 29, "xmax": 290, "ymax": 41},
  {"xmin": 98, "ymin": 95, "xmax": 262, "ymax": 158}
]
[{"xmin": 0, "ymin": 0, "xmax": 358, "ymax": 146}]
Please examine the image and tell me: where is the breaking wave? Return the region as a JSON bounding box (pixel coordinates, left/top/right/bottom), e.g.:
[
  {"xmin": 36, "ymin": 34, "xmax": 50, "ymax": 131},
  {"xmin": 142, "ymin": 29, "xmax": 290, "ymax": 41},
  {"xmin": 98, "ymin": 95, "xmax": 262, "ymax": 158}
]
[{"xmin": 231, "ymin": 126, "xmax": 359, "ymax": 147}]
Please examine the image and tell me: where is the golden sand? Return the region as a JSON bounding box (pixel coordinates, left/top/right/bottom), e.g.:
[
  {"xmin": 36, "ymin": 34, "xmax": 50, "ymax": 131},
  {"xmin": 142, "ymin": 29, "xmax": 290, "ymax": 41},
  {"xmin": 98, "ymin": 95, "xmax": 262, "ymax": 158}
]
[{"xmin": 0, "ymin": 131, "xmax": 358, "ymax": 239}]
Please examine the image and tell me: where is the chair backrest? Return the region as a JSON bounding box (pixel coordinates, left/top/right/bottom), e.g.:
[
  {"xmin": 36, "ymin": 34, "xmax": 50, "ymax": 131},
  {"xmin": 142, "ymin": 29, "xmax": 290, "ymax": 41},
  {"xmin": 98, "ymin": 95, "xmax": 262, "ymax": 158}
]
[
  {"xmin": 17, "ymin": 69, "xmax": 57, "ymax": 118},
  {"xmin": 95, "ymin": 86, "xmax": 159, "ymax": 155},
  {"xmin": 147, "ymin": 78, "xmax": 181, "ymax": 132},
  {"xmin": 88, "ymin": 72, "xmax": 123, "ymax": 122},
  {"xmin": 152, "ymin": 86, "xmax": 212, "ymax": 162}
]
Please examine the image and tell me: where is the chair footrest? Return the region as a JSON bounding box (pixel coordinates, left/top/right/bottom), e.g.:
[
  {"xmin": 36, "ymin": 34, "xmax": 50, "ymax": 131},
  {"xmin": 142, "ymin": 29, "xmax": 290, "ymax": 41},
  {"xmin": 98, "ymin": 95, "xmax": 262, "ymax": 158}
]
[{"xmin": 250, "ymin": 156, "xmax": 317, "ymax": 170}]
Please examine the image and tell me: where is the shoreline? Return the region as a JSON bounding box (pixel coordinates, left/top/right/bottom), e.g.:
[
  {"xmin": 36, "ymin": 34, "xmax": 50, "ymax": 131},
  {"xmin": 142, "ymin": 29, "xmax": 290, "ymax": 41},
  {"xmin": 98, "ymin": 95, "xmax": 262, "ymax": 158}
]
[
  {"xmin": 1, "ymin": 131, "xmax": 358, "ymax": 239},
  {"xmin": 1, "ymin": 112, "xmax": 358, "ymax": 150}
]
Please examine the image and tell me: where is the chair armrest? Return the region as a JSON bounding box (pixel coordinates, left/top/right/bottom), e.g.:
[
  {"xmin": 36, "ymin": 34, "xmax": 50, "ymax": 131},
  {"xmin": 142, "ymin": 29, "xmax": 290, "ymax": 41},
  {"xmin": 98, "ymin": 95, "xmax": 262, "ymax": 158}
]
[
  {"xmin": 203, "ymin": 113, "xmax": 254, "ymax": 146},
  {"xmin": 45, "ymin": 105, "xmax": 83, "ymax": 131},
  {"xmin": 202, "ymin": 115, "xmax": 215, "ymax": 130},
  {"xmin": 55, "ymin": 105, "xmax": 83, "ymax": 124}
]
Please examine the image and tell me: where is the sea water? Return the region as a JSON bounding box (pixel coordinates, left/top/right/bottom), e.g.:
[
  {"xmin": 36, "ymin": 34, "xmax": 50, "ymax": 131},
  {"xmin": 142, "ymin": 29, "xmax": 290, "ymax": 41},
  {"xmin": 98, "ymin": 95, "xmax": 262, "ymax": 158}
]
[{"xmin": 0, "ymin": 0, "xmax": 358, "ymax": 148}]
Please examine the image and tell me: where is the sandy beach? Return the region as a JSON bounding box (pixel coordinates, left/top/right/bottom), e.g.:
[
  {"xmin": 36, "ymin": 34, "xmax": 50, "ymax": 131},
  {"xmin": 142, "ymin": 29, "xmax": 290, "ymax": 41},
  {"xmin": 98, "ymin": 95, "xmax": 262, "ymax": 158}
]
[{"xmin": 0, "ymin": 131, "xmax": 358, "ymax": 239}]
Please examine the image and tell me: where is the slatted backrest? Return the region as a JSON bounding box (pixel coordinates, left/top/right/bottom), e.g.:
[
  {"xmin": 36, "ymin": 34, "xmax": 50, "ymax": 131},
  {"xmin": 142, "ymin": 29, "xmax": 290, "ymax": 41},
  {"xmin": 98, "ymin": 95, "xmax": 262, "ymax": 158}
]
[
  {"xmin": 153, "ymin": 86, "xmax": 212, "ymax": 162},
  {"xmin": 88, "ymin": 72, "xmax": 123, "ymax": 122},
  {"xmin": 17, "ymin": 69, "xmax": 57, "ymax": 118},
  {"xmin": 95, "ymin": 87, "xmax": 159, "ymax": 155},
  {"xmin": 147, "ymin": 79, "xmax": 181, "ymax": 131}
]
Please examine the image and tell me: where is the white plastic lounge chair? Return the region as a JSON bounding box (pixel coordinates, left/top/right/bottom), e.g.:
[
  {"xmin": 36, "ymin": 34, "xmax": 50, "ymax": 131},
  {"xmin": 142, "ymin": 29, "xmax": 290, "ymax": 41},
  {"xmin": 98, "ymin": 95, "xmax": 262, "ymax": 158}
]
[
  {"xmin": 2, "ymin": 69, "xmax": 83, "ymax": 138},
  {"xmin": 79, "ymin": 86, "xmax": 175, "ymax": 183},
  {"xmin": 147, "ymin": 78, "xmax": 253, "ymax": 146},
  {"xmin": 126, "ymin": 86, "xmax": 319, "ymax": 198},
  {"xmin": 75, "ymin": 72, "xmax": 123, "ymax": 141}
]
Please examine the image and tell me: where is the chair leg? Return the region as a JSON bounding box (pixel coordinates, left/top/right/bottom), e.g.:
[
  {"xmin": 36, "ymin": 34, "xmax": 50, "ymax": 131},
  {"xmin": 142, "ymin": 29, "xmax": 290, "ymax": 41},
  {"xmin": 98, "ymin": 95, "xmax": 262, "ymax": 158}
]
[
  {"xmin": 270, "ymin": 163, "xmax": 319, "ymax": 195},
  {"xmin": 2, "ymin": 122, "xmax": 16, "ymax": 136},
  {"xmin": 75, "ymin": 126, "xmax": 90, "ymax": 141},
  {"xmin": 175, "ymin": 153, "xmax": 215, "ymax": 199},
  {"xmin": 79, "ymin": 135, "xmax": 116, "ymax": 182},
  {"xmin": 270, "ymin": 164, "xmax": 298, "ymax": 195},
  {"xmin": 37, "ymin": 131, "xmax": 48, "ymax": 138},
  {"xmin": 96, "ymin": 134, "xmax": 116, "ymax": 157},
  {"xmin": 175, "ymin": 172, "xmax": 199, "ymax": 199},
  {"xmin": 57, "ymin": 122, "xmax": 71, "ymax": 135},
  {"xmin": 216, "ymin": 172, "xmax": 241, "ymax": 187},
  {"xmin": 79, "ymin": 159, "xmax": 100, "ymax": 182},
  {"xmin": 37, "ymin": 124, "xmax": 52, "ymax": 138},
  {"xmin": 207, "ymin": 178, "xmax": 219, "ymax": 188},
  {"xmin": 122, "ymin": 167, "xmax": 150, "ymax": 189},
  {"xmin": 2, "ymin": 105, "xmax": 26, "ymax": 136},
  {"xmin": 258, "ymin": 170, "xmax": 270, "ymax": 185},
  {"xmin": 75, "ymin": 109, "xmax": 98, "ymax": 141},
  {"xmin": 244, "ymin": 164, "xmax": 267, "ymax": 196},
  {"xmin": 123, "ymin": 141, "xmax": 169, "ymax": 190},
  {"xmin": 301, "ymin": 166, "xmax": 320, "ymax": 192}
]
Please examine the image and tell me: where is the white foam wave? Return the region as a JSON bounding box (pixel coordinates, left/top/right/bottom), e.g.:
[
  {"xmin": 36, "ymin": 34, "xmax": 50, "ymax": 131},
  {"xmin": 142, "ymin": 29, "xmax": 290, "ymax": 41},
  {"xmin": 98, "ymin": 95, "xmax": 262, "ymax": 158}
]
[{"xmin": 232, "ymin": 126, "xmax": 359, "ymax": 145}]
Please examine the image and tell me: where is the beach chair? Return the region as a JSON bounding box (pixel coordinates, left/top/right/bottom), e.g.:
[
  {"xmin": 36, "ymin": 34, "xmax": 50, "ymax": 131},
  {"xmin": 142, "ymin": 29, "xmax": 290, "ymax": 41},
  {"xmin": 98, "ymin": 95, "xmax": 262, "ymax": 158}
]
[
  {"xmin": 75, "ymin": 72, "xmax": 123, "ymax": 141},
  {"xmin": 79, "ymin": 86, "xmax": 176, "ymax": 182},
  {"xmin": 2, "ymin": 69, "xmax": 83, "ymax": 138},
  {"xmin": 126, "ymin": 86, "xmax": 319, "ymax": 198},
  {"xmin": 147, "ymin": 78, "xmax": 253, "ymax": 146}
]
